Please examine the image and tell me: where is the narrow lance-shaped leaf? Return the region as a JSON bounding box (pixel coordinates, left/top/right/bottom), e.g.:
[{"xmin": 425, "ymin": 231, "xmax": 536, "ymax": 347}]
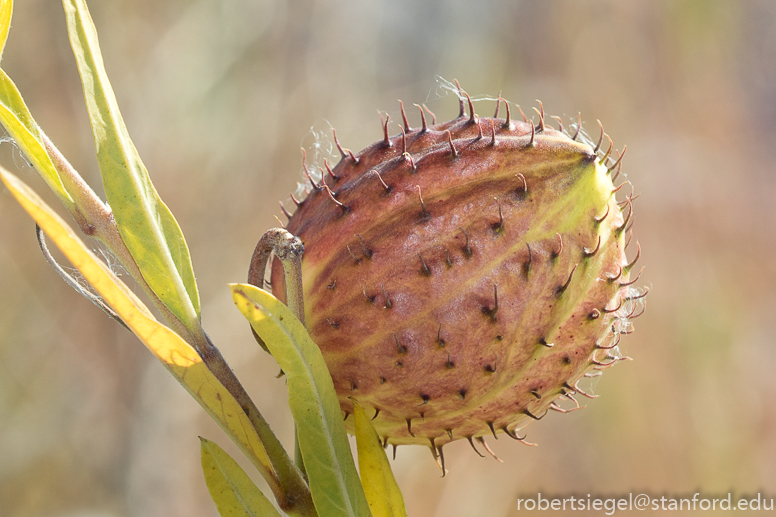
[
  {"xmin": 0, "ymin": 67, "xmax": 76, "ymax": 212},
  {"xmin": 0, "ymin": 0, "xmax": 12, "ymax": 59},
  {"xmin": 200, "ymin": 438, "xmax": 284, "ymax": 517},
  {"xmin": 353, "ymin": 402, "xmax": 407, "ymax": 517},
  {"xmin": 63, "ymin": 0, "xmax": 201, "ymax": 332},
  {"xmin": 231, "ymin": 284, "xmax": 372, "ymax": 517},
  {"xmin": 0, "ymin": 166, "xmax": 286, "ymax": 508}
]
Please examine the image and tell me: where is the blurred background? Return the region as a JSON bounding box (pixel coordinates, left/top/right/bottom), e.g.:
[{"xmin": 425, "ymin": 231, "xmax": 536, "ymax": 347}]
[{"xmin": 1, "ymin": 0, "xmax": 775, "ymax": 515}]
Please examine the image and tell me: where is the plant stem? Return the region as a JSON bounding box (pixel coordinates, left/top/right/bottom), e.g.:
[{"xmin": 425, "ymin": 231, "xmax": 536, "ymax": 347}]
[
  {"xmin": 42, "ymin": 134, "xmax": 199, "ymax": 343},
  {"xmin": 247, "ymin": 227, "xmax": 306, "ymax": 344},
  {"xmin": 199, "ymin": 333, "xmax": 317, "ymax": 516},
  {"xmin": 248, "ymin": 228, "xmax": 318, "ymax": 510},
  {"xmin": 43, "ymin": 136, "xmax": 317, "ymax": 515}
]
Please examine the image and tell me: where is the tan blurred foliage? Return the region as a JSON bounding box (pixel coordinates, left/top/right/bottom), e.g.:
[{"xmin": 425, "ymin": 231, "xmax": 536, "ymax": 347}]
[{"xmin": 1, "ymin": 0, "xmax": 775, "ymax": 516}]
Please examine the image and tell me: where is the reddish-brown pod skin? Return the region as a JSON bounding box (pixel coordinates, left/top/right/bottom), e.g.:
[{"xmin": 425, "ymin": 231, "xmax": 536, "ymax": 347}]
[{"xmin": 269, "ymin": 96, "xmax": 643, "ymax": 451}]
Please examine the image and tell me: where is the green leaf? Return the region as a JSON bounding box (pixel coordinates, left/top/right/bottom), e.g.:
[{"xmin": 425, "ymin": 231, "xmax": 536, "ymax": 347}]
[
  {"xmin": 201, "ymin": 438, "xmax": 284, "ymax": 517},
  {"xmin": 0, "ymin": 0, "xmax": 12, "ymax": 59},
  {"xmin": 63, "ymin": 0, "xmax": 201, "ymax": 331},
  {"xmin": 0, "ymin": 68, "xmax": 76, "ymax": 211},
  {"xmin": 231, "ymin": 284, "xmax": 372, "ymax": 517},
  {"xmin": 353, "ymin": 402, "xmax": 407, "ymax": 517},
  {"xmin": 0, "ymin": 166, "xmax": 282, "ymax": 506}
]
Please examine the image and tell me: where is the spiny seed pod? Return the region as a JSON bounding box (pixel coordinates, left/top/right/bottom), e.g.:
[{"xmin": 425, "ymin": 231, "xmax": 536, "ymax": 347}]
[{"xmin": 261, "ymin": 89, "xmax": 644, "ymax": 461}]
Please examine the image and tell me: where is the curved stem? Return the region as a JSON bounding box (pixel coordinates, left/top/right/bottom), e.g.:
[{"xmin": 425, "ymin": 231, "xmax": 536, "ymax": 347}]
[
  {"xmin": 248, "ymin": 227, "xmax": 306, "ymax": 324},
  {"xmin": 248, "ymin": 227, "xmax": 311, "ymax": 484},
  {"xmin": 36, "ymin": 224, "xmax": 129, "ymax": 331}
]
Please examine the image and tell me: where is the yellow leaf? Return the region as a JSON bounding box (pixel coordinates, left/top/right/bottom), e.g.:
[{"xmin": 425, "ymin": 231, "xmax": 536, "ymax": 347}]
[
  {"xmin": 0, "ymin": 166, "xmax": 277, "ymax": 492},
  {"xmin": 0, "ymin": 69, "xmax": 76, "ymax": 211},
  {"xmin": 353, "ymin": 402, "xmax": 407, "ymax": 517},
  {"xmin": 200, "ymin": 438, "xmax": 284, "ymax": 517},
  {"xmin": 0, "ymin": 0, "xmax": 12, "ymax": 59}
]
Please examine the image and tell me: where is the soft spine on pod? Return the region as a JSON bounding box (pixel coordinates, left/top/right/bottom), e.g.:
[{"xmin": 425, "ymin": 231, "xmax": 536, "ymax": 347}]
[{"xmin": 265, "ymin": 87, "xmax": 644, "ymax": 466}]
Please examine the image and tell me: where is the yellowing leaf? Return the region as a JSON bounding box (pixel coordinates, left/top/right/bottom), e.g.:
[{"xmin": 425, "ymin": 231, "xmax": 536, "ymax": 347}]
[
  {"xmin": 200, "ymin": 438, "xmax": 284, "ymax": 517},
  {"xmin": 0, "ymin": 69, "xmax": 75, "ymax": 211},
  {"xmin": 231, "ymin": 284, "xmax": 372, "ymax": 517},
  {"xmin": 353, "ymin": 403, "xmax": 407, "ymax": 517},
  {"xmin": 0, "ymin": 0, "xmax": 12, "ymax": 59},
  {"xmin": 0, "ymin": 166, "xmax": 279, "ymax": 500},
  {"xmin": 63, "ymin": 0, "xmax": 200, "ymax": 332}
]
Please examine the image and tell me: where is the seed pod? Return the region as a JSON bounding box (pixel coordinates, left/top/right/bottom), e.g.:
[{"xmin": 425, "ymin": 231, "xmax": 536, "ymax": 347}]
[{"xmin": 263, "ymin": 94, "xmax": 642, "ymax": 450}]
